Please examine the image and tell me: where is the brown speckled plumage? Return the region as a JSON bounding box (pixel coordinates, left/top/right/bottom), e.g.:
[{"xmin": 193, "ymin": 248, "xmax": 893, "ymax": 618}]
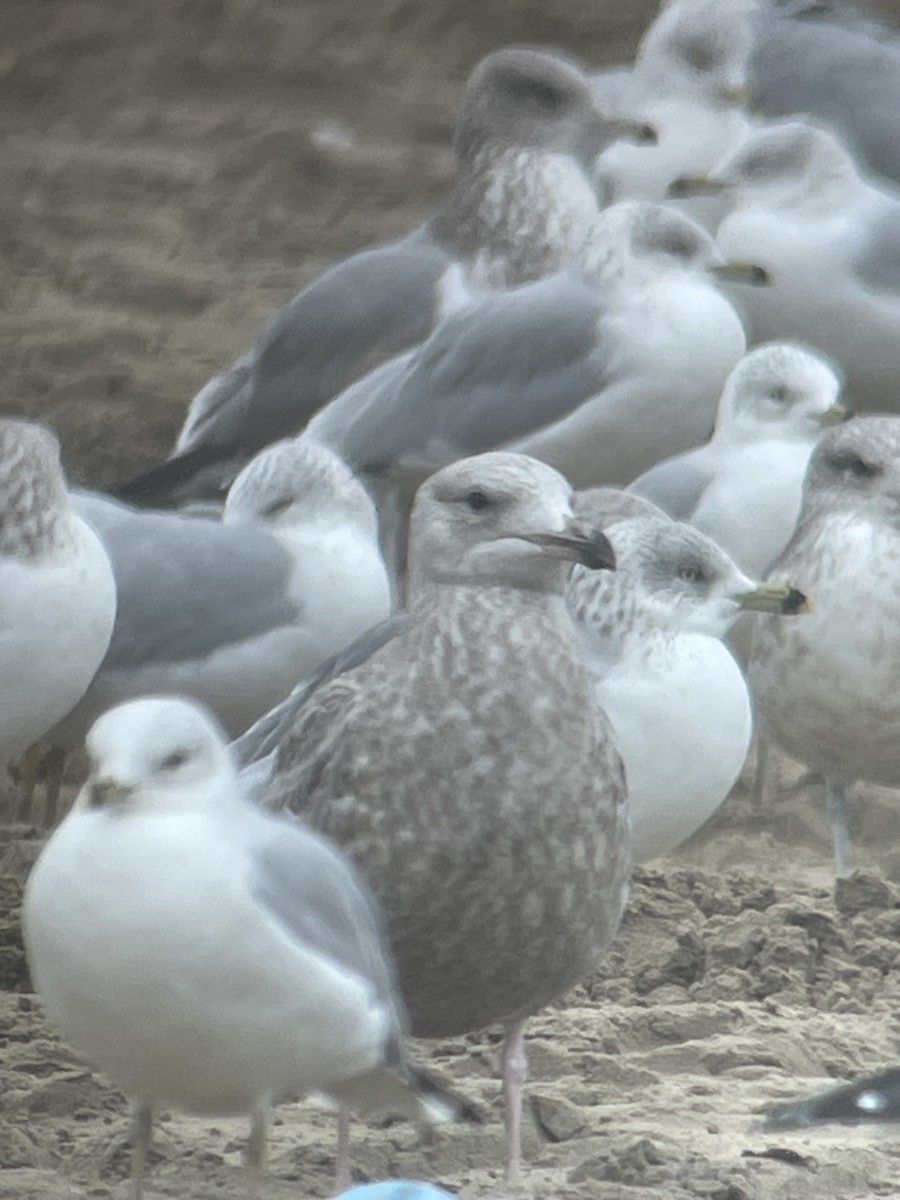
[
  {"xmin": 264, "ymin": 453, "xmax": 629, "ymax": 1039},
  {"xmin": 0, "ymin": 420, "xmax": 72, "ymax": 559}
]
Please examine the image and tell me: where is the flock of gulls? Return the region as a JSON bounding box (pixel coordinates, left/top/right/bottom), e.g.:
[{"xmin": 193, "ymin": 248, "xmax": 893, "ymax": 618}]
[{"xmin": 7, "ymin": 0, "xmax": 900, "ymax": 1195}]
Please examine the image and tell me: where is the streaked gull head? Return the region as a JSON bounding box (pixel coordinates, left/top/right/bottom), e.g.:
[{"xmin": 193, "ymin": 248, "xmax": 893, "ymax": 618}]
[
  {"xmin": 716, "ymin": 341, "xmax": 845, "ymax": 441},
  {"xmin": 455, "ymin": 46, "xmax": 651, "ymax": 167},
  {"xmin": 0, "ymin": 419, "xmax": 72, "ymax": 558},
  {"xmin": 223, "ymin": 436, "xmax": 379, "ymax": 538},
  {"xmin": 79, "ymin": 697, "xmax": 235, "ymax": 818},
  {"xmin": 802, "ymin": 415, "xmax": 900, "ymax": 525},
  {"xmin": 408, "ymin": 451, "xmax": 614, "ymax": 593}
]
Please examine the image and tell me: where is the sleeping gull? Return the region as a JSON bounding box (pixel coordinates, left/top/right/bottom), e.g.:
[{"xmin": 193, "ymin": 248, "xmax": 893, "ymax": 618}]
[
  {"xmin": 748, "ymin": 416, "xmax": 900, "ymax": 877},
  {"xmin": 594, "ymin": 0, "xmax": 757, "ymax": 229},
  {"xmin": 261, "ymin": 451, "xmax": 628, "ymax": 1179},
  {"xmin": 630, "ymin": 342, "xmax": 847, "ymax": 577},
  {"xmin": 112, "ymin": 47, "xmax": 653, "ymax": 508},
  {"xmin": 23, "ymin": 696, "xmax": 452, "ymax": 1198},
  {"xmin": 45, "ymin": 438, "xmax": 390, "ymax": 759},
  {"xmin": 0, "ymin": 420, "xmax": 116, "ymax": 777},
  {"xmin": 672, "ymin": 119, "xmax": 900, "ymax": 413},
  {"xmin": 307, "ymin": 200, "xmax": 765, "ymax": 492},
  {"xmin": 568, "ymin": 509, "xmax": 808, "ymax": 861}
]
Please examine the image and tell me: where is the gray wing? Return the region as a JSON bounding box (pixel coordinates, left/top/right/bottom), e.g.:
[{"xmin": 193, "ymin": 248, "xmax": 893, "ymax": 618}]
[
  {"xmin": 628, "ymin": 448, "xmax": 717, "ymax": 520},
  {"xmin": 195, "ymin": 229, "xmax": 451, "ymax": 461},
  {"xmin": 73, "ymin": 492, "xmax": 299, "ymax": 668},
  {"xmin": 331, "ymin": 272, "xmax": 614, "ymax": 473},
  {"xmin": 233, "ymin": 614, "xmax": 407, "ymax": 769},
  {"xmin": 247, "ymin": 812, "xmax": 406, "ymax": 1029},
  {"xmin": 176, "ymin": 351, "xmax": 254, "ymax": 454},
  {"xmin": 852, "ymin": 201, "xmax": 900, "ymax": 293},
  {"xmin": 751, "ymin": 5, "xmax": 900, "ymax": 184}
]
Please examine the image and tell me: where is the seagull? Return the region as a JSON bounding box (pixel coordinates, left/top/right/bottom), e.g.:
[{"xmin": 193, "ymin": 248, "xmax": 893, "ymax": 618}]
[
  {"xmin": 749, "ymin": 416, "xmax": 900, "ymax": 876},
  {"xmin": 568, "ymin": 512, "xmax": 808, "ymax": 861},
  {"xmin": 630, "ymin": 341, "xmax": 847, "ymax": 577},
  {"xmin": 0, "ymin": 420, "xmax": 116, "ymax": 780},
  {"xmin": 23, "ymin": 696, "xmax": 452, "ymax": 1198},
  {"xmin": 110, "ymin": 47, "xmax": 653, "ymax": 509},
  {"xmin": 307, "ymin": 201, "xmax": 765, "ymax": 492},
  {"xmin": 261, "ymin": 451, "xmax": 628, "ymax": 1179},
  {"xmin": 672, "ymin": 119, "xmax": 900, "ymax": 413}
]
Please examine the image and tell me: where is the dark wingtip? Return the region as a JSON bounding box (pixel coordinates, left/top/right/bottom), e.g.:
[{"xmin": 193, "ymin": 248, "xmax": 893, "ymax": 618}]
[{"xmin": 106, "ymin": 444, "xmax": 230, "ymax": 509}]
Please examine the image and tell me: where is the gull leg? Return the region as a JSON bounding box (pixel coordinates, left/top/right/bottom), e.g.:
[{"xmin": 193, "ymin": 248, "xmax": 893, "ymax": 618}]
[
  {"xmin": 826, "ymin": 779, "xmax": 853, "ymax": 878},
  {"xmin": 12, "ymin": 743, "xmax": 43, "ymax": 822},
  {"xmin": 501, "ymin": 1018, "xmax": 528, "ymax": 1181},
  {"xmin": 246, "ymin": 1102, "xmax": 269, "ymax": 1199},
  {"xmin": 129, "ymin": 1100, "xmax": 153, "ymax": 1200},
  {"xmin": 333, "ymin": 1106, "xmax": 352, "ymax": 1193},
  {"xmin": 751, "ymin": 737, "xmax": 770, "ymax": 809},
  {"xmin": 42, "ymin": 744, "xmax": 67, "ymax": 828}
]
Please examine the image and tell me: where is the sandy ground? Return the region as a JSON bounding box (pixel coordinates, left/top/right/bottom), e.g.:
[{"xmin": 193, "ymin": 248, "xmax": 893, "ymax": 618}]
[{"xmin": 2, "ymin": 0, "xmax": 900, "ymax": 1197}]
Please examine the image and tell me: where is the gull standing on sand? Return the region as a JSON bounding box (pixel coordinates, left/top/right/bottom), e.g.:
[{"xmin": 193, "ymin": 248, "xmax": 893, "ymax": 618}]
[
  {"xmin": 54, "ymin": 438, "xmax": 391, "ymax": 755},
  {"xmin": 568, "ymin": 506, "xmax": 808, "ymax": 862},
  {"xmin": 23, "ymin": 697, "xmax": 450, "ymax": 1199},
  {"xmin": 673, "ymin": 120, "xmax": 900, "ymax": 412},
  {"xmin": 308, "ymin": 201, "xmax": 764, "ymax": 491},
  {"xmin": 749, "ymin": 417, "xmax": 900, "ymax": 877},
  {"xmin": 630, "ymin": 342, "xmax": 847, "ymax": 577},
  {"xmin": 262, "ymin": 452, "xmax": 628, "ymax": 1179},
  {"xmin": 113, "ymin": 47, "xmax": 653, "ymax": 507},
  {"xmin": 0, "ymin": 420, "xmax": 116, "ymax": 771}
]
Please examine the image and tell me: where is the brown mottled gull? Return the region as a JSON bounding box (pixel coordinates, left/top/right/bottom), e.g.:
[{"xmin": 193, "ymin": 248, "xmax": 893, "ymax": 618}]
[
  {"xmin": 262, "ymin": 451, "xmax": 628, "ymax": 1178},
  {"xmin": 749, "ymin": 416, "xmax": 900, "ymax": 877},
  {"xmin": 0, "ymin": 420, "xmax": 116, "ymax": 772},
  {"xmin": 112, "ymin": 48, "xmax": 652, "ymax": 508}
]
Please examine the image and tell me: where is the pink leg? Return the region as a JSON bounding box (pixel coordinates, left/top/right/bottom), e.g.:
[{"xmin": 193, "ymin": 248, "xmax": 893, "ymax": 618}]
[{"xmin": 502, "ymin": 1018, "xmax": 528, "ymax": 1180}]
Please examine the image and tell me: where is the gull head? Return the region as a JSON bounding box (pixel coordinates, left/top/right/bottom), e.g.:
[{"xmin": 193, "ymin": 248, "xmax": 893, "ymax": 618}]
[
  {"xmin": 455, "ymin": 47, "xmax": 653, "ymax": 167},
  {"xmin": 637, "ymin": 0, "xmax": 757, "ymax": 106},
  {"xmin": 803, "ymin": 416, "xmax": 900, "ymax": 525},
  {"xmin": 716, "ymin": 342, "xmax": 846, "ymax": 442},
  {"xmin": 409, "ymin": 451, "xmax": 615, "ymax": 593},
  {"xmin": 605, "ymin": 517, "xmax": 807, "ymax": 637},
  {"xmin": 672, "ymin": 120, "xmax": 862, "ymax": 206},
  {"xmin": 78, "ymin": 697, "xmax": 237, "ymax": 818},
  {"xmin": 224, "ymin": 436, "xmax": 378, "ymax": 538}
]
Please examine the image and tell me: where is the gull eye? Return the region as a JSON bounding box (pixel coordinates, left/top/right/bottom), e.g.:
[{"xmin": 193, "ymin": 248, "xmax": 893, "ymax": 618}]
[
  {"xmin": 506, "ymin": 75, "xmax": 564, "ymax": 113},
  {"xmin": 770, "ymin": 385, "xmax": 789, "ymax": 403},
  {"xmin": 461, "ymin": 489, "xmax": 492, "ymax": 512},
  {"xmin": 262, "ymin": 496, "xmax": 294, "ymax": 518},
  {"xmin": 829, "ymin": 451, "xmax": 882, "ymax": 480},
  {"xmin": 677, "ymin": 564, "xmax": 705, "ymax": 584},
  {"xmin": 160, "ymin": 750, "xmax": 189, "ymax": 772}
]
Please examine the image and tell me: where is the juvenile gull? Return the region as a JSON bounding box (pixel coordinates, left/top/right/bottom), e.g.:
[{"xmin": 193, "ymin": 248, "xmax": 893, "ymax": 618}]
[
  {"xmin": 594, "ymin": 0, "xmax": 757, "ymax": 229},
  {"xmin": 262, "ymin": 451, "xmax": 628, "ymax": 1178},
  {"xmin": 568, "ymin": 511, "xmax": 807, "ymax": 861},
  {"xmin": 749, "ymin": 417, "xmax": 900, "ymax": 876},
  {"xmin": 23, "ymin": 697, "xmax": 451, "ymax": 1198},
  {"xmin": 673, "ymin": 119, "xmax": 900, "ymax": 412},
  {"xmin": 52, "ymin": 439, "xmax": 391, "ymax": 756},
  {"xmin": 308, "ymin": 201, "xmax": 763, "ymax": 491},
  {"xmin": 631, "ymin": 342, "xmax": 847, "ymax": 577},
  {"xmin": 113, "ymin": 47, "xmax": 652, "ymax": 508},
  {"xmin": 0, "ymin": 420, "xmax": 116, "ymax": 772}
]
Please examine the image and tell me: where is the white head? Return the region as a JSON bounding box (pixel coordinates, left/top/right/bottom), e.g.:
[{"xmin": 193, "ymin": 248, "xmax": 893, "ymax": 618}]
[
  {"xmin": 224, "ymin": 437, "xmax": 379, "ymax": 540},
  {"xmin": 408, "ymin": 451, "xmax": 615, "ymax": 595},
  {"xmin": 706, "ymin": 120, "xmax": 863, "ymax": 206},
  {"xmin": 585, "ymin": 200, "xmax": 768, "ymax": 288},
  {"xmin": 636, "ymin": 0, "xmax": 758, "ymax": 105},
  {"xmin": 79, "ymin": 697, "xmax": 238, "ymax": 818},
  {"xmin": 716, "ymin": 342, "xmax": 845, "ymax": 442}
]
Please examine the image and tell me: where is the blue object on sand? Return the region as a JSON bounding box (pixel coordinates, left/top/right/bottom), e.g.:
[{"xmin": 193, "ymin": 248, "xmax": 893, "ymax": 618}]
[{"xmin": 336, "ymin": 1183, "xmax": 455, "ymax": 1200}]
